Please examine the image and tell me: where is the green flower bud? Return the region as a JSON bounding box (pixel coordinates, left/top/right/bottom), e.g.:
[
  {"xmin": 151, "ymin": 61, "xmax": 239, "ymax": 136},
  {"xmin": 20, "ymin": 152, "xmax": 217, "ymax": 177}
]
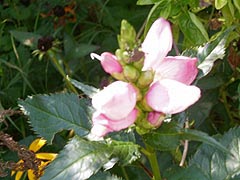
[
  {"xmin": 123, "ymin": 65, "xmax": 139, "ymax": 82},
  {"xmin": 111, "ymin": 72, "xmax": 126, "ymax": 81},
  {"xmin": 115, "ymin": 49, "xmax": 130, "ymax": 63},
  {"xmin": 133, "ymin": 56, "xmax": 144, "ymax": 70},
  {"xmin": 117, "ymin": 20, "xmax": 136, "ymax": 50},
  {"xmin": 137, "ymin": 70, "xmax": 154, "ymax": 88}
]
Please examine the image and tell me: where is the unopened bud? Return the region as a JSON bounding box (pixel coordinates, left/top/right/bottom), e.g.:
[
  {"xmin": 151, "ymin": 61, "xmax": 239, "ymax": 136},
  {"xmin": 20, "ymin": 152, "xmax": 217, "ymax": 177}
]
[
  {"xmin": 123, "ymin": 65, "xmax": 139, "ymax": 82},
  {"xmin": 118, "ymin": 20, "xmax": 136, "ymax": 50},
  {"xmin": 115, "ymin": 49, "xmax": 130, "ymax": 63},
  {"xmin": 90, "ymin": 52, "xmax": 123, "ymax": 74},
  {"xmin": 147, "ymin": 111, "xmax": 164, "ymax": 128},
  {"xmin": 137, "ymin": 70, "xmax": 154, "ymax": 88}
]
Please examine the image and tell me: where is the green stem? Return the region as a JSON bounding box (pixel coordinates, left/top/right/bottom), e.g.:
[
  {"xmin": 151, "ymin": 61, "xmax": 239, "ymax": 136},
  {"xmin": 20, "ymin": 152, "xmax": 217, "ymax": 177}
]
[
  {"xmin": 144, "ymin": 143, "xmax": 162, "ymax": 180},
  {"xmin": 220, "ymin": 77, "xmax": 235, "ymax": 126},
  {"xmin": 121, "ymin": 166, "xmax": 130, "ymax": 180},
  {"xmin": 47, "ymin": 50, "xmax": 78, "ymax": 94}
]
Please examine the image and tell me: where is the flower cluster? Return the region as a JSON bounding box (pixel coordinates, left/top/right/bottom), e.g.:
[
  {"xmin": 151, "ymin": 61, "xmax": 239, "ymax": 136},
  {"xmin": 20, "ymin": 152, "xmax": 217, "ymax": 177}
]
[{"xmin": 90, "ymin": 18, "xmax": 201, "ymax": 137}]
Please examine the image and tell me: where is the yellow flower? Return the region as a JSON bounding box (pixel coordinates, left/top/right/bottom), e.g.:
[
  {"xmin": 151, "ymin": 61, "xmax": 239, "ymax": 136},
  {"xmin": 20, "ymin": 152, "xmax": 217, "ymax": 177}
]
[{"xmin": 11, "ymin": 138, "xmax": 57, "ymax": 180}]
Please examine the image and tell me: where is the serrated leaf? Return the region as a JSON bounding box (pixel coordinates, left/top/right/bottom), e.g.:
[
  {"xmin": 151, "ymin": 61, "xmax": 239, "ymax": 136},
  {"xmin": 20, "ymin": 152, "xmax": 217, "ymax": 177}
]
[
  {"xmin": 190, "ymin": 127, "xmax": 240, "ymax": 180},
  {"xmin": 41, "ymin": 136, "xmax": 112, "ymax": 180},
  {"xmin": 10, "ymin": 30, "xmax": 41, "ymax": 48},
  {"xmin": 42, "ymin": 136, "xmax": 140, "ymax": 180},
  {"xmin": 110, "ymin": 140, "xmax": 141, "ymax": 165},
  {"xmin": 67, "ymin": 77, "xmax": 99, "ymax": 98},
  {"xmin": 197, "ymin": 27, "xmax": 234, "ymax": 77},
  {"xmin": 18, "ymin": 93, "xmax": 92, "ymax": 143}
]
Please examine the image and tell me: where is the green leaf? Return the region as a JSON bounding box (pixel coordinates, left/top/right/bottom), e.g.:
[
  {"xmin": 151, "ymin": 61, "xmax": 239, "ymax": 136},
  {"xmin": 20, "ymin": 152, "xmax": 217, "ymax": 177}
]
[
  {"xmin": 89, "ymin": 171, "xmax": 123, "ymax": 180},
  {"xmin": 187, "ymin": 89, "xmax": 219, "ymax": 127},
  {"xmin": 188, "ymin": 11, "xmax": 209, "ymax": 41},
  {"xmin": 18, "ymin": 93, "xmax": 92, "ymax": 143},
  {"xmin": 215, "ymin": 0, "xmax": 228, "ymax": 9},
  {"xmin": 143, "ymin": 1, "xmax": 171, "ymax": 36},
  {"xmin": 136, "ymin": 0, "xmax": 155, "ymax": 5},
  {"xmin": 143, "ymin": 121, "xmax": 181, "ymax": 151},
  {"xmin": 144, "ymin": 121, "xmax": 229, "ymax": 153},
  {"xmin": 178, "ymin": 12, "xmax": 209, "ymax": 47},
  {"xmin": 197, "ymin": 27, "xmax": 234, "ymax": 77},
  {"xmin": 164, "ymin": 165, "xmax": 209, "ymax": 180},
  {"xmin": 41, "ymin": 136, "xmax": 112, "ymax": 180},
  {"xmin": 42, "ymin": 136, "xmax": 140, "ymax": 180},
  {"xmin": 190, "ymin": 127, "xmax": 240, "ymax": 179},
  {"xmin": 179, "ymin": 129, "xmax": 229, "ymax": 154},
  {"xmin": 10, "ymin": 30, "xmax": 41, "ymax": 48},
  {"xmin": 182, "ymin": 27, "xmax": 234, "ymax": 79},
  {"xmin": 110, "ymin": 140, "xmax": 141, "ymax": 165},
  {"xmin": 233, "ymin": 0, "xmax": 240, "ymax": 12},
  {"xmin": 64, "ymin": 33, "xmax": 99, "ymax": 60},
  {"xmin": 67, "ymin": 77, "xmax": 99, "ymax": 98}
]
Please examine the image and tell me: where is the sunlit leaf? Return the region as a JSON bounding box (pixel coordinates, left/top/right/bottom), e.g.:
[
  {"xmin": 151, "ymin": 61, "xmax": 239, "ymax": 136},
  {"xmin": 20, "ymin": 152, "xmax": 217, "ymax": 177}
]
[
  {"xmin": 215, "ymin": 0, "xmax": 228, "ymax": 9},
  {"xmin": 41, "ymin": 136, "xmax": 112, "ymax": 180},
  {"xmin": 18, "ymin": 93, "xmax": 92, "ymax": 143},
  {"xmin": 136, "ymin": 0, "xmax": 155, "ymax": 5},
  {"xmin": 42, "ymin": 136, "xmax": 140, "ymax": 180}
]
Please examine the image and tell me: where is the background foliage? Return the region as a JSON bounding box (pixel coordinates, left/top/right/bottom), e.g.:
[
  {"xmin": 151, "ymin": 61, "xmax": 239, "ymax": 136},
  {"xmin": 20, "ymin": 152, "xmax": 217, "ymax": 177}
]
[{"xmin": 0, "ymin": 0, "xmax": 240, "ymax": 179}]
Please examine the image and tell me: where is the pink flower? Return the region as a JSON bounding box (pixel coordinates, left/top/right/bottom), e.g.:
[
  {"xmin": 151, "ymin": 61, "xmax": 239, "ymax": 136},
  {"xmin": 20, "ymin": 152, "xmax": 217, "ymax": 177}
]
[
  {"xmin": 91, "ymin": 81, "xmax": 137, "ymax": 136},
  {"xmin": 90, "ymin": 52, "xmax": 123, "ymax": 74},
  {"xmin": 142, "ymin": 18, "xmax": 173, "ymax": 71},
  {"xmin": 143, "ymin": 18, "xmax": 201, "ymax": 114},
  {"xmin": 147, "ymin": 111, "xmax": 164, "ymax": 127},
  {"xmin": 91, "ymin": 109, "xmax": 138, "ymax": 137},
  {"xmin": 146, "ymin": 79, "xmax": 200, "ymax": 114}
]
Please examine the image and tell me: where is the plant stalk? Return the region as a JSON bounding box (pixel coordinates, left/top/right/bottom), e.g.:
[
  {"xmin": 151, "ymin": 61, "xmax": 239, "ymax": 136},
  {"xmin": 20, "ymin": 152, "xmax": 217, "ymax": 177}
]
[
  {"xmin": 145, "ymin": 143, "xmax": 162, "ymax": 180},
  {"xmin": 47, "ymin": 50, "xmax": 78, "ymax": 94}
]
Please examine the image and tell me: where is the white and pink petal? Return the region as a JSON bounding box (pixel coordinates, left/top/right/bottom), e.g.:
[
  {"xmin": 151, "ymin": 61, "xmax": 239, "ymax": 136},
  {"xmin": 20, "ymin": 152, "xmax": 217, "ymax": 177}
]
[
  {"xmin": 146, "ymin": 79, "xmax": 201, "ymax": 114},
  {"xmin": 142, "ymin": 18, "xmax": 173, "ymax": 71},
  {"xmin": 154, "ymin": 56, "xmax": 198, "ymax": 85}
]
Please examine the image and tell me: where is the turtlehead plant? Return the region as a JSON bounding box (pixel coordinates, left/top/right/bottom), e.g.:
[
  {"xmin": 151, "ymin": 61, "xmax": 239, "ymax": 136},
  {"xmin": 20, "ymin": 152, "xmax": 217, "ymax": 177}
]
[
  {"xmin": 17, "ymin": 13, "xmax": 236, "ymax": 180},
  {"xmin": 90, "ymin": 18, "xmax": 201, "ymax": 136}
]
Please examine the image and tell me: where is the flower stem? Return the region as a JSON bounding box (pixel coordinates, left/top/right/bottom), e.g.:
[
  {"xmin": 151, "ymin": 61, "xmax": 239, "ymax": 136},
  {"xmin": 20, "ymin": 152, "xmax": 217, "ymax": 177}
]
[
  {"xmin": 144, "ymin": 143, "xmax": 162, "ymax": 180},
  {"xmin": 47, "ymin": 50, "xmax": 78, "ymax": 94}
]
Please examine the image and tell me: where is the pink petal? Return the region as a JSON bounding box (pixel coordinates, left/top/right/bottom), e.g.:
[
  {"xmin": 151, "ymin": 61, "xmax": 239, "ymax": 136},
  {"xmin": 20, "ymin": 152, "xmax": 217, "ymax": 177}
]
[
  {"xmin": 90, "ymin": 52, "xmax": 123, "ymax": 74},
  {"xmin": 91, "ymin": 109, "xmax": 137, "ymax": 137},
  {"xmin": 142, "ymin": 18, "xmax": 173, "ymax": 71},
  {"xmin": 147, "ymin": 111, "xmax": 164, "ymax": 127},
  {"xmin": 92, "ymin": 81, "xmax": 137, "ymax": 120},
  {"xmin": 146, "ymin": 79, "xmax": 201, "ymax": 114},
  {"xmin": 155, "ymin": 56, "xmax": 198, "ymax": 85}
]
